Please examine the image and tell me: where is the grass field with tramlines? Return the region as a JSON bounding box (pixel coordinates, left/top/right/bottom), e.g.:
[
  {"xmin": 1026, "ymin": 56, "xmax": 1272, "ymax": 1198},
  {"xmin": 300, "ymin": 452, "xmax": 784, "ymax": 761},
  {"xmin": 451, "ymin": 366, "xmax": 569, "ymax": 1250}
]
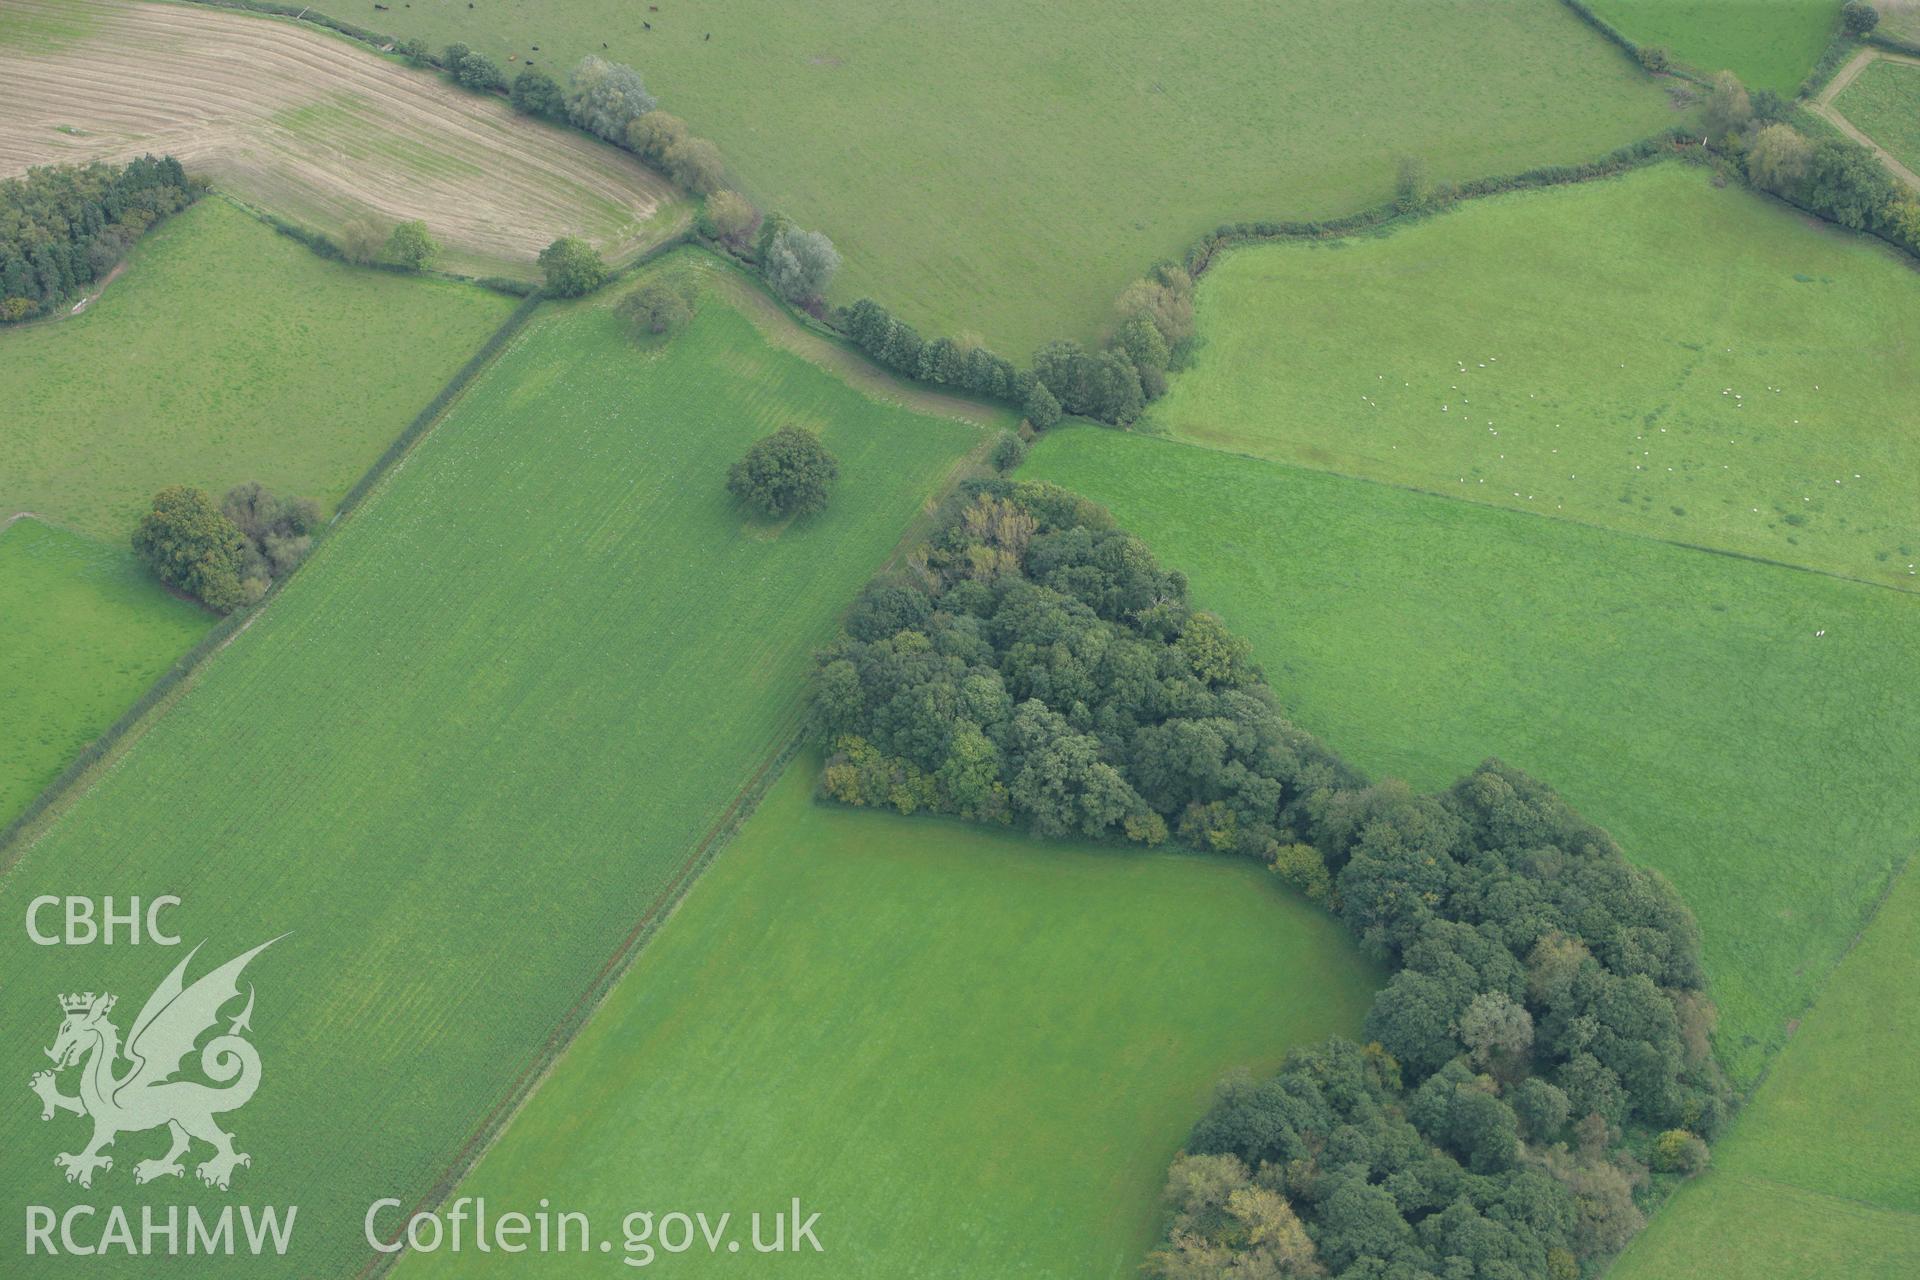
[{"xmin": 0, "ymin": 279, "xmax": 982, "ymax": 1276}]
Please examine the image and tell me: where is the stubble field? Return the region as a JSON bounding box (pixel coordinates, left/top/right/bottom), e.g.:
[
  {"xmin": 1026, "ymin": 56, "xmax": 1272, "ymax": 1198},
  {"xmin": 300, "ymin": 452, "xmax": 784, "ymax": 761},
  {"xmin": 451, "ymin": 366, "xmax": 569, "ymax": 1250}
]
[{"xmin": 0, "ymin": 0, "xmax": 686, "ymax": 279}]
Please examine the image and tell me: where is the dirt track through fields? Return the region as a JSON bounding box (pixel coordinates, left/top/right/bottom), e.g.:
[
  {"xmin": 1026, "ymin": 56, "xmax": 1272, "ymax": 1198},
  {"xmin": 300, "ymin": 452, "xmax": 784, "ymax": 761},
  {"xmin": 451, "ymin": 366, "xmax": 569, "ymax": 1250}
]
[
  {"xmin": 0, "ymin": 0, "xmax": 684, "ymax": 277},
  {"xmin": 1813, "ymin": 48, "xmax": 1920, "ymax": 192}
]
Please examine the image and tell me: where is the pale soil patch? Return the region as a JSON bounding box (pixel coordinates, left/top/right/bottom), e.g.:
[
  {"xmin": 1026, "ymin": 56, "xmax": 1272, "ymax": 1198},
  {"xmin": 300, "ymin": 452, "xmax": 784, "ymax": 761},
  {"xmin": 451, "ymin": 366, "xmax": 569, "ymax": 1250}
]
[{"xmin": 0, "ymin": 0, "xmax": 687, "ymax": 279}]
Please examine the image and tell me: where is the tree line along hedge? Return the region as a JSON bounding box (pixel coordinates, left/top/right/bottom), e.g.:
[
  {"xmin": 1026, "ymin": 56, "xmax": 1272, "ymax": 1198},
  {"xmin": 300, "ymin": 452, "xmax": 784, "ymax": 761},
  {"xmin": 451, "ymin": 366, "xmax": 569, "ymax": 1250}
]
[
  {"xmin": 0, "ymin": 156, "xmax": 198, "ymax": 323},
  {"xmin": 809, "ymin": 478, "xmax": 1729, "ymax": 1278}
]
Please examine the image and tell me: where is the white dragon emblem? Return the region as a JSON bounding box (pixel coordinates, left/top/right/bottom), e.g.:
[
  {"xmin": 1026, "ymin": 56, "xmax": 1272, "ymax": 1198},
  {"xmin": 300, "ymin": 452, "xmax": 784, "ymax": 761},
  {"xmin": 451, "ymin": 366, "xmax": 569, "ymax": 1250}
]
[{"xmin": 29, "ymin": 937, "xmax": 281, "ymax": 1191}]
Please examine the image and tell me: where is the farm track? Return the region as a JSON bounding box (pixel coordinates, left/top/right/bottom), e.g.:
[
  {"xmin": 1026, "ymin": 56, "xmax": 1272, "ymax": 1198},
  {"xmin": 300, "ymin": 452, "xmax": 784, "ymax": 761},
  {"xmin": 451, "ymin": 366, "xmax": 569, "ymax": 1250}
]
[
  {"xmin": 1813, "ymin": 48, "xmax": 1920, "ymax": 190},
  {"xmin": 0, "ymin": 0, "xmax": 684, "ymax": 276}
]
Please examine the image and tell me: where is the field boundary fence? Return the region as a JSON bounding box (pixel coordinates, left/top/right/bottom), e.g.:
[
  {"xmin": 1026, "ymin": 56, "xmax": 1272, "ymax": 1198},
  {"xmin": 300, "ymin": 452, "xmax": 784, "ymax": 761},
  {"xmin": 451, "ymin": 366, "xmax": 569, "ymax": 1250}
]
[
  {"xmin": 181, "ymin": 0, "xmax": 400, "ymax": 50},
  {"xmin": 1868, "ymin": 30, "xmax": 1920, "ymax": 58},
  {"xmin": 1182, "ymin": 130, "xmax": 1692, "ymax": 278},
  {"xmin": 1803, "ymin": 28, "xmax": 1869, "ymax": 99},
  {"xmin": 355, "ymin": 711, "xmax": 810, "ymax": 1277},
  {"xmin": 355, "ymin": 370, "xmax": 997, "ymax": 1277},
  {"xmin": 1733, "ymin": 854, "xmax": 1914, "ymax": 1104},
  {"xmin": 0, "ymin": 287, "xmax": 543, "ymax": 871},
  {"xmin": 1552, "ymin": 0, "xmax": 1709, "ymax": 85}
]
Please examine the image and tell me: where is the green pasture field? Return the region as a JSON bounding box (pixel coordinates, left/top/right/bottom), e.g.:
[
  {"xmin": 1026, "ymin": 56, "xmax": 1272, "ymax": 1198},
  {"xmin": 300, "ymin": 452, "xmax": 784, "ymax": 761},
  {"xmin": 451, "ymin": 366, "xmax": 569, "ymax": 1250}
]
[
  {"xmin": 0, "ymin": 281, "xmax": 984, "ymax": 1275},
  {"xmin": 1022, "ymin": 427, "xmax": 1920, "ymax": 1086},
  {"xmin": 0, "ymin": 196, "xmax": 515, "ymax": 540},
  {"xmin": 1609, "ymin": 1173, "xmax": 1920, "ymax": 1279},
  {"xmin": 378, "ymin": 0, "xmax": 1675, "ymax": 355},
  {"xmin": 401, "ymin": 761, "xmax": 1380, "ymax": 1278},
  {"xmin": 1145, "ymin": 164, "xmax": 1920, "ymax": 588},
  {"xmin": 1834, "ymin": 55, "xmax": 1920, "ymax": 175},
  {"xmin": 1611, "ymin": 870, "xmax": 1920, "ymax": 1278},
  {"xmin": 1586, "ymin": 0, "xmax": 1836, "ymax": 92},
  {"xmin": 0, "ymin": 518, "xmax": 209, "ymax": 825},
  {"xmin": 0, "ymin": 0, "xmax": 91, "ymax": 52}
]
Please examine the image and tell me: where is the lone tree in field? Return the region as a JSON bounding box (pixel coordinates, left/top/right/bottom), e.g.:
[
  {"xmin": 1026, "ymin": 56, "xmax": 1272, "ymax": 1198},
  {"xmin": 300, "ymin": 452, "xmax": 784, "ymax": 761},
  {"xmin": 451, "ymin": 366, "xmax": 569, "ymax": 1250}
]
[
  {"xmin": 727, "ymin": 426, "xmax": 839, "ymax": 519},
  {"xmin": 539, "ymin": 237, "xmax": 608, "ymax": 297},
  {"xmin": 386, "ymin": 220, "xmax": 437, "ymax": 270},
  {"xmin": 132, "ymin": 486, "xmax": 254, "ymax": 613},
  {"xmin": 616, "ymin": 274, "xmax": 699, "ymax": 337}
]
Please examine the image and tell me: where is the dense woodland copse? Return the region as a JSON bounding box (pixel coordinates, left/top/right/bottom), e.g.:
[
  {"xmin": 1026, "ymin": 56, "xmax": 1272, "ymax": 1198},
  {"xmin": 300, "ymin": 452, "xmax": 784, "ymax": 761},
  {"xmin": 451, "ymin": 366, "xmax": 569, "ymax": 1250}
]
[
  {"xmin": 133, "ymin": 482, "xmax": 319, "ymax": 612},
  {"xmin": 0, "ymin": 156, "xmax": 198, "ymax": 322},
  {"xmin": 809, "ymin": 479, "xmax": 1728, "ymax": 1277}
]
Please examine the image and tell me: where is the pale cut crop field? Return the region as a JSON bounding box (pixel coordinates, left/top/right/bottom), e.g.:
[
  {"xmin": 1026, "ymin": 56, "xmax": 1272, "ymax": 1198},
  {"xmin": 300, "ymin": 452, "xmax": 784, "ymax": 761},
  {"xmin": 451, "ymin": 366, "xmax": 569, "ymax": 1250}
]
[{"xmin": 0, "ymin": 0, "xmax": 685, "ymax": 279}]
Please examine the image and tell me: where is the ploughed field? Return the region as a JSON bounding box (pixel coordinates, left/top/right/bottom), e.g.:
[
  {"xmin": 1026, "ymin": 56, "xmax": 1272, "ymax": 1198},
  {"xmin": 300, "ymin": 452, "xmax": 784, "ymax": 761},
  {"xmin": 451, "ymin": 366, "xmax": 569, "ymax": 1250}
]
[
  {"xmin": 0, "ymin": 0, "xmax": 685, "ymax": 279},
  {"xmin": 0, "ymin": 282, "xmax": 980, "ymax": 1276}
]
